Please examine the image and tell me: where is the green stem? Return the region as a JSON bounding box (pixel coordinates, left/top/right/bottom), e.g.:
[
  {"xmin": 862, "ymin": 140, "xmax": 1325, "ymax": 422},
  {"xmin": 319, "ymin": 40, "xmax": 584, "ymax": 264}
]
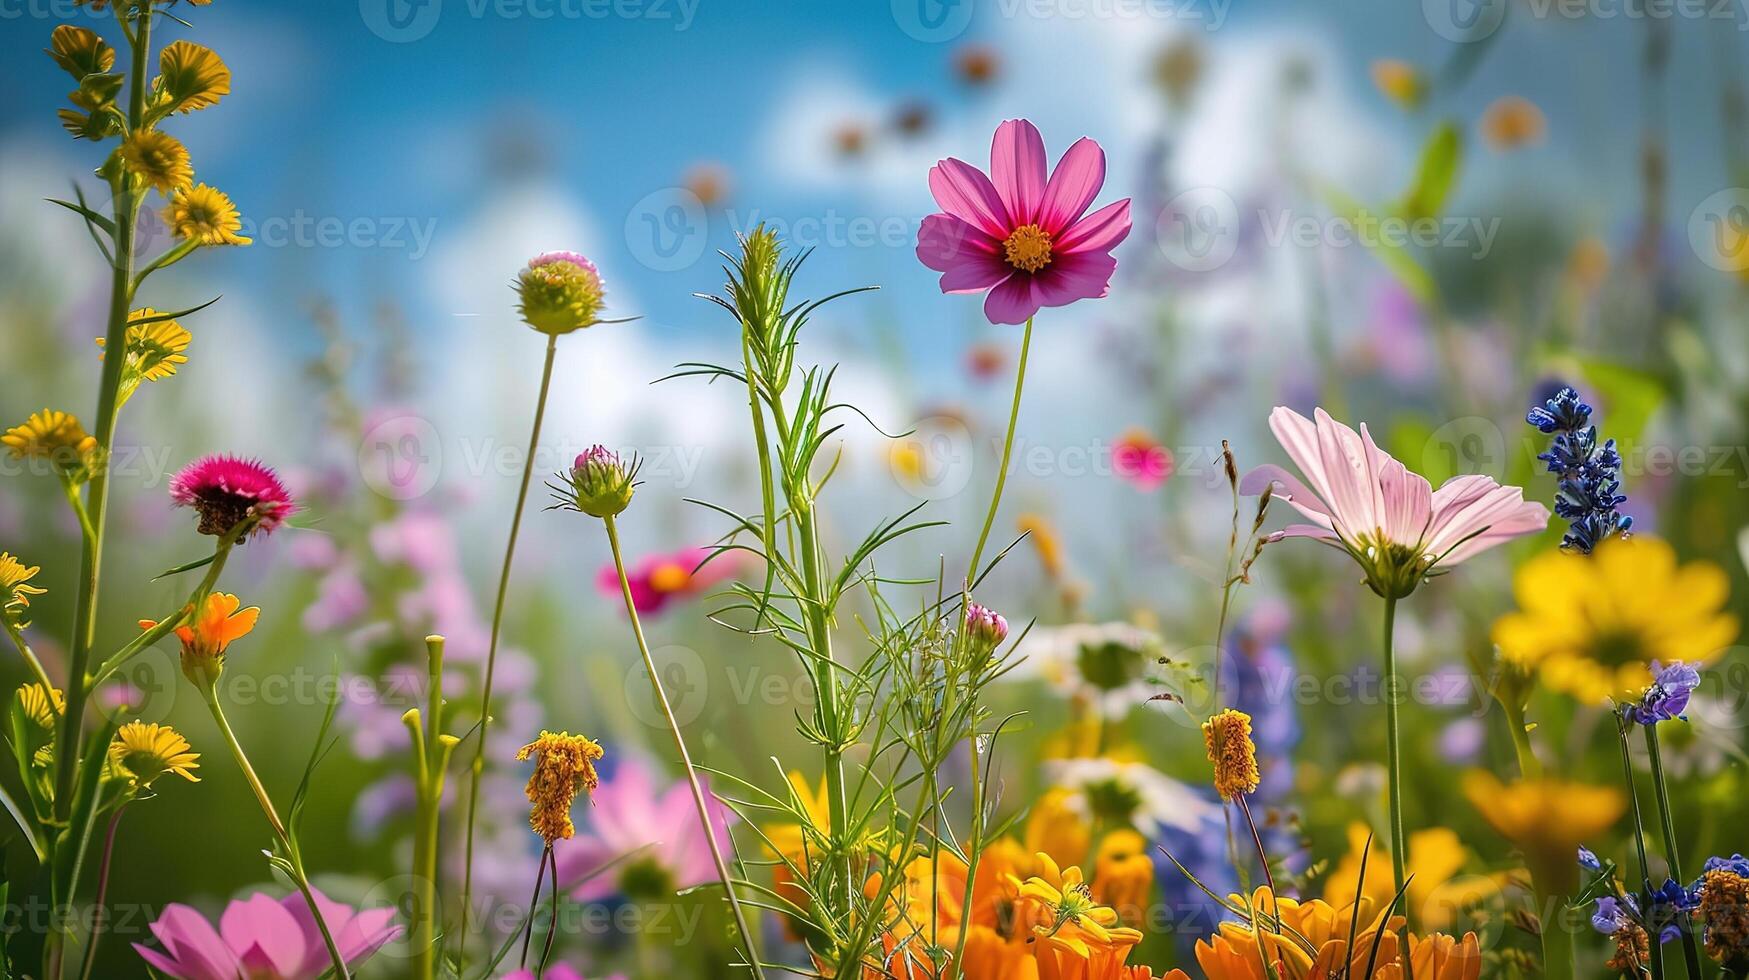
[
  {"xmin": 202, "ymin": 689, "xmax": 350, "ymax": 980},
  {"xmin": 794, "ymin": 503, "xmax": 850, "ymax": 915},
  {"xmin": 5, "ymin": 624, "xmax": 57, "ymax": 697},
  {"xmin": 965, "ymin": 316, "xmax": 1032, "ymax": 581},
  {"xmin": 458, "ymin": 333, "xmax": 558, "ymax": 959},
  {"xmin": 1380, "ymin": 595, "xmax": 1414, "ymax": 980},
  {"xmin": 1502, "ymin": 699, "xmax": 1544, "ymax": 781},
  {"xmin": 603, "ymin": 516, "xmax": 765, "ymax": 979},
  {"xmin": 87, "ymin": 533, "xmax": 237, "ymax": 693},
  {"xmin": 409, "ymin": 636, "xmax": 453, "ymax": 980},
  {"xmin": 75, "ymin": 805, "xmax": 125, "ymax": 980},
  {"xmin": 1617, "ymin": 714, "xmax": 1663, "ymax": 980},
  {"xmin": 1645, "ymin": 724, "xmax": 1705, "ymax": 978}
]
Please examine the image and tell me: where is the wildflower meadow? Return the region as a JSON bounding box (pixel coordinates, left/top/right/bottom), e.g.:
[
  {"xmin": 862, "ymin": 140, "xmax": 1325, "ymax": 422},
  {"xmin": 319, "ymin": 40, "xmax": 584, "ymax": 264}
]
[{"xmin": 3, "ymin": 1, "xmax": 1749, "ymax": 978}]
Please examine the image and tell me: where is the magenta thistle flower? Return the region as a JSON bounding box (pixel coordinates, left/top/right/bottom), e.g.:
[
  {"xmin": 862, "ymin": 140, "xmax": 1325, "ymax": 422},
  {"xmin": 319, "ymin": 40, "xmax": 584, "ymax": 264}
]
[
  {"xmin": 917, "ymin": 118, "xmax": 1131, "ymax": 324},
  {"xmin": 168, "ymin": 454, "xmax": 295, "ymax": 538},
  {"xmin": 132, "ymin": 888, "xmax": 399, "ymax": 979},
  {"xmin": 1241, "ymin": 406, "xmax": 1549, "ymax": 598}
]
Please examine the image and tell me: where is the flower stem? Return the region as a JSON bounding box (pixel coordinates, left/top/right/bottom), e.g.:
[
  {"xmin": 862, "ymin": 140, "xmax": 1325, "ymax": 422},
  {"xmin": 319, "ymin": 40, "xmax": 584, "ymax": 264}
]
[
  {"xmin": 201, "ymin": 688, "xmax": 350, "ymax": 980},
  {"xmin": 603, "ymin": 515, "xmax": 765, "ymax": 979},
  {"xmin": 1380, "ymin": 595, "xmax": 1415, "ymax": 980},
  {"xmin": 75, "ymin": 805, "xmax": 125, "ymax": 980},
  {"xmin": 1617, "ymin": 713, "xmax": 1664, "ymax": 980},
  {"xmin": 966, "ymin": 316, "xmax": 1032, "ymax": 581},
  {"xmin": 458, "ymin": 333, "xmax": 558, "ymax": 958},
  {"xmin": 1645, "ymin": 723, "xmax": 1705, "ymax": 977}
]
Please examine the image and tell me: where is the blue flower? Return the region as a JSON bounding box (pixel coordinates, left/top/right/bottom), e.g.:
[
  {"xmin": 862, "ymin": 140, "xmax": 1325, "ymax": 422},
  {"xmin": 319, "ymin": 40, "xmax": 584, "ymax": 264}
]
[
  {"xmin": 1703, "ymin": 854, "xmax": 1749, "ymax": 878},
  {"xmin": 1628, "ymin": 660, "xmax": 1702, "ymax": 725},
  {"xmin": 1527, "ymin": 385, "xmax": 1632, "ymax": 554},
  {"xmin": 1579, "ymin": 846, "xmax": 1602, "ymax": 871},
  {"xmin": 1592, "ymin": 894, "xmax": 1637, "ymax": 934}
]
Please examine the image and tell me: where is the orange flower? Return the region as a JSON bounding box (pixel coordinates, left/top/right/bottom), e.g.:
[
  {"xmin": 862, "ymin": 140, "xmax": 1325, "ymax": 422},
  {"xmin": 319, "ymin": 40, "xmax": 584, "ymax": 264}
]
[
  {"xmin": 141, "ymin": 592, "xmax": 258, "ymax": 687},
  {"xmin": 1480, "ymin": 96, "xmax": 1546, "ymax": 150}
]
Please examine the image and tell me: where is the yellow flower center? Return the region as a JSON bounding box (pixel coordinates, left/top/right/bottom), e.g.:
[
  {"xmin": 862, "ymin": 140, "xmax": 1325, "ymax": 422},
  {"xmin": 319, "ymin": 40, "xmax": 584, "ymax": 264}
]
[
  {"xmin": 648, "ymin": 563, "xmax": 690, "ymax": 593},
  {"xmin": 1003, "ymin": 223, "xmax": 1053, "ymax": 273}
]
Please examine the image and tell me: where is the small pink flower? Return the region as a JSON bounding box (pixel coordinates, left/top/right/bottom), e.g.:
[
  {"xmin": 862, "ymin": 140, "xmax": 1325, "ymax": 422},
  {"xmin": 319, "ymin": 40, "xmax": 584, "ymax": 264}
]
[
  {"xmin": 554, "ymin": 758, "xmax": 737, "ymax": 902},
  {"xmin": 595, "ymin": 546, "xmax": 735, "ymax": 616},
  {"xmin": 528, "ymin": 251, "xmax": 600, "ymax": 279},
  {"xmin": 133, "ymin": 887, "xmax": 399, "ymax": 980},
  {"xmin": 1112, "ymin": 428, "xmax": 1174, "ymax": 490},
  {"xmin": 917, "ymin": 118, "xmax": 1131, "ymax": 324},
  {"xmin": 1240, "ymin": 406, "xmax": 1549, "ymax": 597},
  {"xmin": 169, "ymin": 454, "xmax": 295, "ymax": 538}
]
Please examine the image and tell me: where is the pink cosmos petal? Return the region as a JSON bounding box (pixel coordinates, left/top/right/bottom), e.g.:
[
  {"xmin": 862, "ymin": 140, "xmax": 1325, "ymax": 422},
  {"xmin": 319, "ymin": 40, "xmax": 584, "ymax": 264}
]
[
  {"xmin": 1266, "ymin": 408, "xmax": 1339, "ymax": 528},
  {"xmin": 916, "ymin": 213, "xmax": 1000, "ymax": 272},
  {"xmin": 1238, "ymin": 463, "xmax": 1334, "ymax": 528},
  {"xmin": 133, "ymin": 944, "xmax": 199, "ymax": 980},
  {"xmin": 1031, "ymin": 249, "xmax": 1118, "ymax": 308},
  {"xmin": 990, "ymin": 119, "xmax": 1047, "ymax": 227},
  {"xmin": 220, "ymin": 894, "xmax": 306, "ymax": 978},
  {"xmin": 939, "ymin": 254, "xmax": 1013, "ymax": 294},
  {"xmin": 1272, "ymin": 523, "xmax": 1341, "ymax": 542},
  {"xmin": 1313, "ymin": 410, "xmax": 1382, "ymax": 540},
  {"xmin": 1038, "ymin": 136, "xmax": 1106, "ymax": 234},
  {"xmin": 982, "ymin": 274, "xmax": 1042, "ymax": 325},
  {"xmin": 335, "ymin": 906, "xmax": 402, "ymax": 965},
  {"xmin": 1378, "ymin": 458, "xmax": 1434, "ymax": 547},
  {"xmin": 148, "ymin": 905, "xmax": 243, "ymax": 980},
  {"xmin": 1055, "ymin": 198, "xmax": 1131, "ymax": 255},
  {"xmin": 928, "ymin": 158, "xmax": 1011, "ymax": 240}
]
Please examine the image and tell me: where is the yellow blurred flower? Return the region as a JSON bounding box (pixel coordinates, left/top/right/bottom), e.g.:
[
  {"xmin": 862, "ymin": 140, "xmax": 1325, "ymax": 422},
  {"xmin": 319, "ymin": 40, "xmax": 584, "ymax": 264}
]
[
  {"xmin": 110, "ymin": 721, "xmax": 200, "ymax": 788},
  {"xmin": 1323, "ymin": 823, "xmax": 1473, "ymax": 931},
  {"xmin": 1371, "ymin": 59, "xmax": 1424, "ymax": 109},
  {"xmin": 1025, "ymin": 786, "xmax": 1092, "ymax": 870},
  {"xmin": 764, "ymin": 770, "xmax": 832, "ymax": 939},
  {"xmin": 1493, "ymin": 538, "xmax": 1738, "ymax": 704},
  {"xmin": 164, "ymin": 183, "xmax": 251, "ymax": 246},
  {"xmin": 119, "ymin": 129, "xmax": 193, "ymax": 194},
  {"xmin": 0, "ymin": 553, "xmax": 46, "ymax": 622},
  {"xmin": 1195, "ymin": 887, "xmax": 1481, "ymax": 979},
  {"xmin": 1091, "ymin": 830, "xmax": 1152, "ymax": 927},
  {"xmin": 3, "ymin": 409, "xmax": 97, "ymax": 474},
  {"xmin": 154, "ymin": 40, "xmax": 230, "ymax": 114},
  {"xmin": 1017, "ymin": 512, "xmax": 1066, "ymax": 579},
  {"xmin": 1480, "ymin": 95, "xmax": 1546, "ymax": 150},
  {"xmin": 1462, "ymin": 771, "xmax": 1623, "ymax": 894}
]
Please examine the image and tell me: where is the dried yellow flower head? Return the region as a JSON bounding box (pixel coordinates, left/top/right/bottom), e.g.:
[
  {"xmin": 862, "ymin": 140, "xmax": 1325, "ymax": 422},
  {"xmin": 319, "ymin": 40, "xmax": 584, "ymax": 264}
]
[
  {"xmin": 110, "ymin": 721, "xmax": 200, "ymax": 788},
  {"xmin": 516, "ymin": 730, "xmax": 605, "ymax": 844},
  {"xmin": 1202, "ymin": 708, "xmax": 1260, "ymax": 801},
  {"xmin": 1702, "ymin": 869, "xmax": 1749, "ymax": 964}
]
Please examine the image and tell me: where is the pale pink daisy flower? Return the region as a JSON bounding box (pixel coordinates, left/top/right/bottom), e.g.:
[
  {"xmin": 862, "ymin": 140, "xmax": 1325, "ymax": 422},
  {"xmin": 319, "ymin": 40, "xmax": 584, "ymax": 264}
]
[
  {"xmin": 132, "ymin": 888, "xmax": 398, "ymax": 980},
  {"xmin": 1240, "ymin": 406, "xmax": 1549, "ymax": 598},
  {"xmin": 917, "ymin": 118, "xmax": 1131, "ymax": 324}
]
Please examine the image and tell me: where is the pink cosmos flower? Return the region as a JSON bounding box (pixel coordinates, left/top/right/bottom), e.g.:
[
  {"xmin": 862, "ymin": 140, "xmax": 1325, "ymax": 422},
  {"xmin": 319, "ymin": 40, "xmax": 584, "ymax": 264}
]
[
  {"xmin": 595, "ymin": 546, "xmax": 737, "ymax": 616},
  {"xmin": 169, "ymin": 454, "xmax": 296, "ymax": 538},
  {"xmin": 554, "ymin": 757, "xmax": 736, "ymax": 902},
  {"xmin": 917, "ymin": 118, "xmax": 1131, "ymax": 324},
  {"xmin": 1112, "ymin": 427, "xmax": 1174, "ymax": 490},
  {"xmin": 1240, "ymin": 406, "xmax": 1549, "ymax": 598},
  {"xmin": 503, "ymin": 967, "xmax": 610, "ymax": 980},
  {"xmin": 132, "ymin": 888, "xmax": 399, "ymax": 980}
]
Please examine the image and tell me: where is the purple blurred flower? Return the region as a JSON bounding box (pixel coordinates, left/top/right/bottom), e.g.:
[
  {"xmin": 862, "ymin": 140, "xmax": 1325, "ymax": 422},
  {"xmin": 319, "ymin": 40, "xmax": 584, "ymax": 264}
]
[
  {"xmin": 133, "ymin": 888, "xmax": 399, "ymax": 979},
  {"xmin": 1629, "ymin": 660, "xmax": 1701, "ymax": 725}
]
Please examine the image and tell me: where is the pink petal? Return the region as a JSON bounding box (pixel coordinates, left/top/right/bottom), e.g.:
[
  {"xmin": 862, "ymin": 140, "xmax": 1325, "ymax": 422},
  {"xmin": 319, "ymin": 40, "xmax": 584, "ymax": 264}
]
[
  {"xmin": 1272, "ymin": 523, "xmax": 1341, "ymax": 542},
  {"xmin": 133, "ymin": 943, "xmax": 196, "ymax": 979},
  {"xmin": 1056, "ymin": 198, "xmax": 1132, "ymax": 255},
  {"xmin": 220, "ymin": 894, "xmax": 306, "ymax": 978},
  {"xmin": 149, "ymin": 905, "xmax": 242, "ymax": 980},
  {"xmin": 940, "ymin": 255, "xmax": 1012, "ymax": 295},
  {"xmin": 1038, "ymin": 136, "xmax": 1106, "ymax": 234},
  {"xmin": 982, "ymin": 274, "xmax": 1041, "ymax": 325},
  {"xmin": 281, "ymin": 887, "xmax": 355, "ymax": 977},
  {"xmin": 927, "ymin": 158, "xmax": 1011, "ymax": 240},
  {"xmin": 990, "ymin": 119, "xmax": 1047, "ymax": 227},
  {"xmin": 916, "ymin": 213, "xmax": 1000, "ymax": 273},
  {"xmin": 1313, "ymin": 409, "xmax": 1382, "ymax": 541},
  {"xmin": 1425, "ymin": 478, "xmax": 1549, "ymax": 564},
  {"xmin": 1031, "ymin": 249, "xmax": 1118, "ymax": 308},
  {"xmin": 1239, "ymin": 463, "xmax": 1334, "ymax": 529},
  {"xmin": 1439, "ymin": 500, "xmax": 1549, "ymax": 564},
  {"xmin": 557, "ymin": 836, "xmax": 623, "ymax": 901},
  {"xmin": 1266, "ymin": 407, "xmax": 1338, "ymax": 529},
  {"xmin": 335, "ymin": 906, "xmax": 401, "ymax": 965},
  {"xmin": 1377, "ymin": 458, "xmax": 1433, "ymax": 548}
]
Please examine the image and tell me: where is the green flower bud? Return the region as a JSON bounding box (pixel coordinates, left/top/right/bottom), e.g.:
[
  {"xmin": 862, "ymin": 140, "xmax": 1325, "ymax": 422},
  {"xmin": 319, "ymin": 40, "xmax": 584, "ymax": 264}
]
[{"xmin": 516, "ymin": 252, "xmax": 604, "ymax": 335}]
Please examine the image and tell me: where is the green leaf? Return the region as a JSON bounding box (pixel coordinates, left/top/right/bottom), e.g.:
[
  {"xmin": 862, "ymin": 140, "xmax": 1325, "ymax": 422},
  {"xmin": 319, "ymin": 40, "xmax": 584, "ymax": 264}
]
[
  {"xmin": 1321, "ymin": 185, "xmax": 1436, "ymax": 304},
  {"xmin": 1399, "ymin": 121, "xmax": 1463, "ymax": 221}
]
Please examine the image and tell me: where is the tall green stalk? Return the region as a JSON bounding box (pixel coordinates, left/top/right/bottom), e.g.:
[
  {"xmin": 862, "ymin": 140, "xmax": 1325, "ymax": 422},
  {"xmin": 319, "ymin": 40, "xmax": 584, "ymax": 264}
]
[
  {"xmin": 1645, "ymin": 724, "xmax": 1705, "ymax": 977},
  {"xmin": 1617, "ymin": 713, "xmax": 1664, "ymax": 980},
  {"xmin": 1379, "ymin": 595, "xmax": 1414, "ymax": 980},
  {"xmin": 950, "ymin": 315, "xmax": 1032, "ymax": 973},
  {"xmin": 458, "ymin": 334, "xmax": 559, "ymax": 954},
  {"xmin": 407, "ymin": 636, "xmax": 459, "ymax": 980},
  {"xmin": 603, "ymin": 516, "xmax": 765, "ymax": 979}
]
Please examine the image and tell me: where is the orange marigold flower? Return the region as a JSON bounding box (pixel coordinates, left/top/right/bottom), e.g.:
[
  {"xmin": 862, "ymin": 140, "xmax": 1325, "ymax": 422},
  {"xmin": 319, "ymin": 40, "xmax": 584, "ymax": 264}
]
[{"xmin": 140, "ymin": 592, "xmax": 259, "ymax": 688}]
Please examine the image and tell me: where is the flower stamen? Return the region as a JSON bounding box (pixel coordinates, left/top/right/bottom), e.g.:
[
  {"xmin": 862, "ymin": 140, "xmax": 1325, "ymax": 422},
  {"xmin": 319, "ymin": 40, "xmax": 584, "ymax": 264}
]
[{"xmin": 1003, "ymin": 223, "xmax": 1053, "ymax": 273}]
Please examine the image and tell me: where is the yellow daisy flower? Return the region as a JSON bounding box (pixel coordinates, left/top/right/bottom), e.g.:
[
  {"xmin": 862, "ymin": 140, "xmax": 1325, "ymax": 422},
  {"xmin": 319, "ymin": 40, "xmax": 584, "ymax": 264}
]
[
  {"xmin": 1492, "ymin": 537, "xmax": 1738, "ymax": 704},
  {"xmin": 3, "ymin": 409, "xmax": 98, "ymax": 474},
  {"xmin": 163, "ymin": 183, "xmax": 251, "ymax": 246},
  {"xmin": 1462, "ymin": 771, "xmax": 1623, "ymax": 894},
  {"xmin": 1090, "ymin": 830, "xmax": 1152, "ymax": 927},
  {"xmin": 1323, "ymin": 822, "xmax": 1475, "ymax": 932},
  {"xmin": 110, "ymin": 721, "xmax": 200, "ymax": 788},
  {"xmin": 119, "ymin": 129, "xmax": 194, "ymax": 194},
  {"xmin": 154, "ymin": 40, "xmax": 230, "ymax": 115},
  {"xmin": 0, "ymin": 553, "xmax": 46, "ymax": 622},
  {"xmin": 16, "ymin": 683, "xmax": 64, "ymax": 731},
  {"xmin": 98, "ymin": 309, "xmax": 193, "ymax": 405},
  {"xmin": 46, "ymin": 25, "xmax": 115, "ymax": 79},
  {"xmin": 516, "ymin": 730, "xmax": 604, "ymax": 844}
]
